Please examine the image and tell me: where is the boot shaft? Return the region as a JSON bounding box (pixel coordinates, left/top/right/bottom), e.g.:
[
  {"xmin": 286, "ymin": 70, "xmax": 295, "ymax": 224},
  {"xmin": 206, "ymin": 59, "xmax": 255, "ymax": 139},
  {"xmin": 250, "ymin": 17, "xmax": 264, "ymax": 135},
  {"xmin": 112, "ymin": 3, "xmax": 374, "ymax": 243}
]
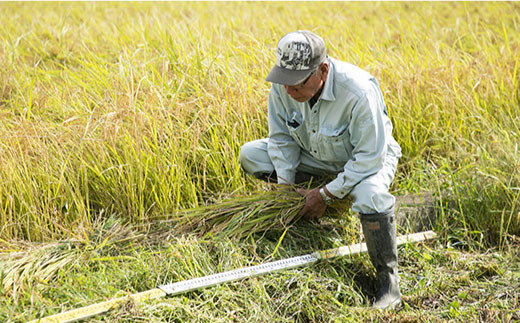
[
  {"xmin": 360, "ymin": 209, "xmax": 398, "ymax": 270},
  {"xmin": 360, "ymin": 209, "xmax": 402, "ymax": 309}
]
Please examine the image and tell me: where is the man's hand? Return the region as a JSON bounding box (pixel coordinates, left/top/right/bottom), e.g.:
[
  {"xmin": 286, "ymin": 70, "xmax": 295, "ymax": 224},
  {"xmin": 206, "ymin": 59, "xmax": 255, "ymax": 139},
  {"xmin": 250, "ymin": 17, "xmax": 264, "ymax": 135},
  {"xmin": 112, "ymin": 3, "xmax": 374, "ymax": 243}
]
[{"xmin": 296, "ymin": 187, "xmax": 326, "ymax": 220}]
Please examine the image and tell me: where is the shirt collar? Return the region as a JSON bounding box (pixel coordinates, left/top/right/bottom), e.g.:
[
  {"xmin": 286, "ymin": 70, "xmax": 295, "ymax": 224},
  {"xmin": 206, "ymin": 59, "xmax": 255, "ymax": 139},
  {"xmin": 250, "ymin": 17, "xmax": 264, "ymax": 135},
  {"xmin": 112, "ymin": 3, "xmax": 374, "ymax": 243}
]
[{"xmin": 320, "ymin": 59, "xmax": 336, "ymax": 102}]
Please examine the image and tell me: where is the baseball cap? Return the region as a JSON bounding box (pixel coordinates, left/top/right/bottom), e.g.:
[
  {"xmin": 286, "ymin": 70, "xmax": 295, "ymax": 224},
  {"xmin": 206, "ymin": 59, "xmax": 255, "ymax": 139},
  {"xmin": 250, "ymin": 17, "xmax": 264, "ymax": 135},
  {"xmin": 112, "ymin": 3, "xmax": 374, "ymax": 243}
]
[{"xmin": 265, "ymin": 30, "xmax": 327, "ymax": 86}]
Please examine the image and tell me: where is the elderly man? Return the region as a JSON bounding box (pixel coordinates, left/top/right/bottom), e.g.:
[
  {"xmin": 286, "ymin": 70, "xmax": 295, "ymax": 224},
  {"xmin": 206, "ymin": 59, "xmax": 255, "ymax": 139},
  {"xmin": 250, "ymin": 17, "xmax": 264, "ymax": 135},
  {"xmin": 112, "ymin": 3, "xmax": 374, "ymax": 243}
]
[{"xmin": 239, "ymin": 30, "xmax": 402, "ymax": 309}]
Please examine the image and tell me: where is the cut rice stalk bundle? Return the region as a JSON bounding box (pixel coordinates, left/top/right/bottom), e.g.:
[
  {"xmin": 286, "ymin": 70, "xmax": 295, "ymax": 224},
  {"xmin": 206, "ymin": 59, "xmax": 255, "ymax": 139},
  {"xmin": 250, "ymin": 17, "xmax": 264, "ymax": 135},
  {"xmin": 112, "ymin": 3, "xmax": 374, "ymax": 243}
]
[
  {"xmin": 0, "ymin": 218, "xmax": 143, "ymax": 295},
  {"xmin": 154, "ymin": 188, "xmax": 353, "ymax": 240},
  {"xmin": 0, "ymin": 241, "xmax": 84, "ymax": 294}
]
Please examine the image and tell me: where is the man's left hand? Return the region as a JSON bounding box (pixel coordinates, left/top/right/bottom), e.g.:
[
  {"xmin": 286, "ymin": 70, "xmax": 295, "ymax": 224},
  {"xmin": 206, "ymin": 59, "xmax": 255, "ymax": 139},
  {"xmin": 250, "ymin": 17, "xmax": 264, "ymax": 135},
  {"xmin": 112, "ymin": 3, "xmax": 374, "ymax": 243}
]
[{"xmin": 296, "ymin": 187, "xmax": 326, "ymax": 220}]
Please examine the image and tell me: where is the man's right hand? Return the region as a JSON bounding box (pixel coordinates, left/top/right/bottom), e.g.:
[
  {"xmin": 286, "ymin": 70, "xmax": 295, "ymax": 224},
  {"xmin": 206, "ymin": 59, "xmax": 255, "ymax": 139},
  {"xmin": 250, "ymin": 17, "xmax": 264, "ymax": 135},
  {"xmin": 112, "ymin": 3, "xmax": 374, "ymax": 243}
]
[{"xmin": 296, "ymin": 187, "xmax": 327, "ymax": 220}]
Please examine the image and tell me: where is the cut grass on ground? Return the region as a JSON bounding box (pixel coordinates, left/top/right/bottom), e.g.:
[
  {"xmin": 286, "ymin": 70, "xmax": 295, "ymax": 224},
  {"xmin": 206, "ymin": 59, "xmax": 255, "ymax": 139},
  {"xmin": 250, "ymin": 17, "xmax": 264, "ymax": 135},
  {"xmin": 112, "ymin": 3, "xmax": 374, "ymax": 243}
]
[{"xmin": 1, "ymin": 218, "xmax": 519, "ymax": 322}]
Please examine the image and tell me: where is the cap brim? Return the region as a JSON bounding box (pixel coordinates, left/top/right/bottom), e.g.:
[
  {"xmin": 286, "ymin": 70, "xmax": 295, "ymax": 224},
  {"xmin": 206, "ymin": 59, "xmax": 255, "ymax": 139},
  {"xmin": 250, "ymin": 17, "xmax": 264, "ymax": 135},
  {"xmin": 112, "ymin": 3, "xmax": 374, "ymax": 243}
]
[{"xmin": 265, "ymin": 65, "xmax": 314, "ymax": 86}]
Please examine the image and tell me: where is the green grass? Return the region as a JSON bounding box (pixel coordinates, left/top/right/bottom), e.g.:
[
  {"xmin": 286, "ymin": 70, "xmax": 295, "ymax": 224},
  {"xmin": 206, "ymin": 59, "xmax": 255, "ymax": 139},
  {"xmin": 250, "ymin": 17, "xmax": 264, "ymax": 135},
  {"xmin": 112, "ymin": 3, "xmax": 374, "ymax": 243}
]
[
  {"xmin": 0, "ymin": 2, "xmax": 519, "ymax": 322},
  {"xmin": 2, "ymin": 218, "xmax": 519, "ymax": 322}
]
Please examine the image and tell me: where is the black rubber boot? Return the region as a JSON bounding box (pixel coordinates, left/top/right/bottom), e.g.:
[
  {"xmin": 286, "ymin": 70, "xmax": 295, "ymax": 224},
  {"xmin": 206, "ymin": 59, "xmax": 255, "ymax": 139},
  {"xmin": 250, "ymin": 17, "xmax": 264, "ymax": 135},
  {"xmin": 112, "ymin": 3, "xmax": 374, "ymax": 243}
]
[{"xmin": 360, "ymin": 208, "xmax": 402, "ymax": 310}]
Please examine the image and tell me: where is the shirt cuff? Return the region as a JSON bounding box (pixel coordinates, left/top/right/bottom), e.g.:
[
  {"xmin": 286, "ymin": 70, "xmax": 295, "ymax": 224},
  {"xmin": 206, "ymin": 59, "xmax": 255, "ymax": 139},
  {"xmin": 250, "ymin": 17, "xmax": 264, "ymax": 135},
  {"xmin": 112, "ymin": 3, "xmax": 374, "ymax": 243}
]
[{"xmin": 325, "ymin": 180, "xmax": 351, "ymax": 199}]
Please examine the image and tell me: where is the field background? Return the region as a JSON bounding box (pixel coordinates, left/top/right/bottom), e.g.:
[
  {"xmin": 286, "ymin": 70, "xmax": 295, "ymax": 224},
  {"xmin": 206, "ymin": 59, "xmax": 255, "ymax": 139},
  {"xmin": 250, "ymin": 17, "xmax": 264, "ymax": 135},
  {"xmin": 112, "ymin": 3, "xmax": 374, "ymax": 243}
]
[{"xmin": 1, "ymin": 2, "xmax": 519, "ymax": 322}]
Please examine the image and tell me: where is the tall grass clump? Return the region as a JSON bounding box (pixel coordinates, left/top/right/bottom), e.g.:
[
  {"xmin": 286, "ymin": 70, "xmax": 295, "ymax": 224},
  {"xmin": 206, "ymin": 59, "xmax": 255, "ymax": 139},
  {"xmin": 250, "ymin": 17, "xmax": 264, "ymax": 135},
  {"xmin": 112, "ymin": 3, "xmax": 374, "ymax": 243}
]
[{"xmin": 0, "ymin": 2, "xmax": 518, "ymax": 247}]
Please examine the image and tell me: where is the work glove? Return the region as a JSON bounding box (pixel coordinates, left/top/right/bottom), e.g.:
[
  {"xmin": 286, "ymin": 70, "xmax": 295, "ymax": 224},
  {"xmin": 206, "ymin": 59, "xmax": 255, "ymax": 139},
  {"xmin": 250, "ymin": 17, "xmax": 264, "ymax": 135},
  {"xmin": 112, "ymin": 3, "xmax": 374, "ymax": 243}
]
[{"xmin": 296, "ymin": 187, "xmax": 326, "ymax": 220}]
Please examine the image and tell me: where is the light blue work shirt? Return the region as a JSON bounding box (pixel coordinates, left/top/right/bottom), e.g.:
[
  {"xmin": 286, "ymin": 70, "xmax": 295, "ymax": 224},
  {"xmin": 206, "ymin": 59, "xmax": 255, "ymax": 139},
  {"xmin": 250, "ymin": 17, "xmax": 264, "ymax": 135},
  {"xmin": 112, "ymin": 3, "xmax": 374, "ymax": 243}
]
[{"xmin": 267, "ymin": 58, "xmax": 402, "ymax": 199}]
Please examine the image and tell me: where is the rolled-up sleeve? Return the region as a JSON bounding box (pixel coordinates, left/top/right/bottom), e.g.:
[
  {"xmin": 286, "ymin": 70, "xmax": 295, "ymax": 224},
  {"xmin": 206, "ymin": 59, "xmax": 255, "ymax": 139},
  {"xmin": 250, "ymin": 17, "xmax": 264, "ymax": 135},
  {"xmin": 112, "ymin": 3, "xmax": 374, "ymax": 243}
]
[
  {"xmin": 325, "ymin": 87, "xmax": 388, "ymax": 198},
  {"xmin": 267, "ymin": 86, "xmax": 301, "ymax": 184}
]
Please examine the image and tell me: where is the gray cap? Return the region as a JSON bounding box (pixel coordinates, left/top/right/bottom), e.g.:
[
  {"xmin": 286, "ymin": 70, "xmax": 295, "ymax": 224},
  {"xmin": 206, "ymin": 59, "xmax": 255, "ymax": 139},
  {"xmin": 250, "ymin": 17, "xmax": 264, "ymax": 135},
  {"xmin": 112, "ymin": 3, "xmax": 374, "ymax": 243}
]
[{"xmin": 265, "ymin": 30, "xmax": 327, "ymax": 86}]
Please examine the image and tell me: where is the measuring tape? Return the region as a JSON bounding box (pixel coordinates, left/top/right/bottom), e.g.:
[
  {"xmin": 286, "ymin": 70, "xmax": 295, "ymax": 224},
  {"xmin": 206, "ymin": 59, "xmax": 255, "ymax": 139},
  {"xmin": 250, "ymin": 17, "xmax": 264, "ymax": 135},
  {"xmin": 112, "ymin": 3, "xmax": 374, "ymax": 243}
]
[
  {"xmin": 159, "ymin": 253, "xmax": 319, "ymax": 295},
  {"xmin": 28, "ymin": 288, "xmax": 167, "ymax": 323},
  {"xmin": 29, "ymin": 231, "xmax": 436, "ymax": 322}
]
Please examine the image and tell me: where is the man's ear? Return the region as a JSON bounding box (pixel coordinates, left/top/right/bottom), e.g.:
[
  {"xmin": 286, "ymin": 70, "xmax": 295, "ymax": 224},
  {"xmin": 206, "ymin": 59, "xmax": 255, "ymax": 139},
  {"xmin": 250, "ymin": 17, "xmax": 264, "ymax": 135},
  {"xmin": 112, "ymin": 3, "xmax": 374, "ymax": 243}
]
[{"xmin": 319, "ymin": 62, "xmax": 329, "ymax": 80}]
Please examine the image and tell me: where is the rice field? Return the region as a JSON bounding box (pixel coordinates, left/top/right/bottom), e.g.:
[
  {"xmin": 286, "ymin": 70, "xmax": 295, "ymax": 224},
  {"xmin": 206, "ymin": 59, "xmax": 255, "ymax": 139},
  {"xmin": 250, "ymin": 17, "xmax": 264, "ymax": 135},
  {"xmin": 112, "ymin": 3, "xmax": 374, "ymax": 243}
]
[{"xmin": 0, "ymin": 2, "xmax": 519, "ymax": 322}]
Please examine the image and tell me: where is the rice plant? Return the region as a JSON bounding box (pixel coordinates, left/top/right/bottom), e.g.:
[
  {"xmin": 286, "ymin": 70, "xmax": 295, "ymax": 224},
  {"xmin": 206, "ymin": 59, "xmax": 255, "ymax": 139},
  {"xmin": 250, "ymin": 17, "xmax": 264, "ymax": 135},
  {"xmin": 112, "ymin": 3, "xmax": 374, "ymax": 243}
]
[{"xmin": 0, "ymin": 2, "xmax": 519, "ymax": 322}]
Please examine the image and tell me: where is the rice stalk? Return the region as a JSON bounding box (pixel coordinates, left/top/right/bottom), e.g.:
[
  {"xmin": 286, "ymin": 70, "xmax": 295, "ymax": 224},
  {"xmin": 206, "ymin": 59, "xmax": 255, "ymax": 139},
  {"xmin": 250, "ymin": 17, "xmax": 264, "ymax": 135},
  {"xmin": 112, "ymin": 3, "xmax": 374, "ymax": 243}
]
[
  {"xmin": 150, "ymin": 188, "xmax": 352, "ymax": 241},
  {"xmin": 0, "ymin": 216, "xmax": 143, "ymax": 295},
  {"xmin": 0, "ymin": 240, "xmax": 84, "ymax": 294}
]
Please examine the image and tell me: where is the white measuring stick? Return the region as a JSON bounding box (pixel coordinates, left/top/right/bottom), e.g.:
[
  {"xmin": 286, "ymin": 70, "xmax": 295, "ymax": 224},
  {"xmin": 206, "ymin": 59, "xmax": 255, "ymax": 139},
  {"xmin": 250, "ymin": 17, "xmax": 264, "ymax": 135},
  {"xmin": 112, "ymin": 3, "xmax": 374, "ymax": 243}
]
[
  {"xmin": 159, "ymin": 230, "xmax": 436, "ymax": 295},
  {"xmin": 29, "ymin": 230, "xmax": 436, "ymax": 323}
]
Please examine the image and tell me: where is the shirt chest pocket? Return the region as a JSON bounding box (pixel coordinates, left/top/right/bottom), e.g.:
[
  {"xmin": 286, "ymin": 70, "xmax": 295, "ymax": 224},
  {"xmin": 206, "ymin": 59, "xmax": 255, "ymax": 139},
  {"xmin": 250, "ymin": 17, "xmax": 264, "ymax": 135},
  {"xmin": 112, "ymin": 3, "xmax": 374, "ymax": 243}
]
[
  {"xmin": 285, "ymin": 111, "xmax": 309, "ymax": 150},
  {"xmin": 317, "ymin": 124, "xmax": 353, "ymax": 162}
]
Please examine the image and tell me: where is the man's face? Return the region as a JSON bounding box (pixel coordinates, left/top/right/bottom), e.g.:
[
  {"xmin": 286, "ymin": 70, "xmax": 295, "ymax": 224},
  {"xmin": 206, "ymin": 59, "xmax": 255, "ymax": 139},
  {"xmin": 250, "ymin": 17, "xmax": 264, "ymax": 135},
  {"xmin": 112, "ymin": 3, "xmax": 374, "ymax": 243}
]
[{"xmin": 283, "ymin": 64, "xmax": 328, "ymax": 102}]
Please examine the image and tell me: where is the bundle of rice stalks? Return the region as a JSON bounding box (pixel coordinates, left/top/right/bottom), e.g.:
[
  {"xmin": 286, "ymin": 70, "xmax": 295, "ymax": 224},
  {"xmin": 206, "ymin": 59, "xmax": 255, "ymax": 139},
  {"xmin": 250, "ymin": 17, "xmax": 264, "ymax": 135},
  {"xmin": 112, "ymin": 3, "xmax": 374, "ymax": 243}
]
[
  {"xmin": 151, "ymin": 188, "xmax": 352, "ymax": 241},
  {"xmin": 0, "ymin": 240, "xmax": 84, "ymax": 294},
  {"xmin": 0, "ymin": 217, "xmax": 142, "ymax": 295}
]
